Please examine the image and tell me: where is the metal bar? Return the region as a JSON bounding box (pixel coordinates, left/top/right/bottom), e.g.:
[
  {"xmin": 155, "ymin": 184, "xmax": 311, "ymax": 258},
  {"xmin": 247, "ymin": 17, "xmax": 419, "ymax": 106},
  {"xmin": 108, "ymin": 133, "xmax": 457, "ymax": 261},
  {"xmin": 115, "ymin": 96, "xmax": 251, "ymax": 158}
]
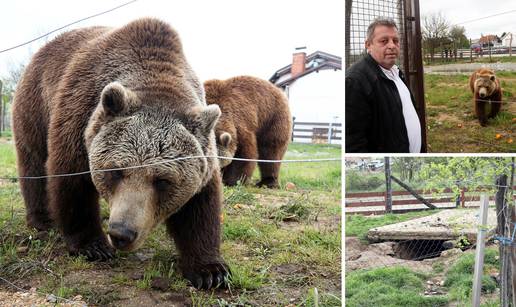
[
  {"xmin": 472, "ymin": 194, "xmax": 489, "ymax": 307},
  {"xmin": 390, "ymin": 174, "xmax": 437, "ymax": 209}
]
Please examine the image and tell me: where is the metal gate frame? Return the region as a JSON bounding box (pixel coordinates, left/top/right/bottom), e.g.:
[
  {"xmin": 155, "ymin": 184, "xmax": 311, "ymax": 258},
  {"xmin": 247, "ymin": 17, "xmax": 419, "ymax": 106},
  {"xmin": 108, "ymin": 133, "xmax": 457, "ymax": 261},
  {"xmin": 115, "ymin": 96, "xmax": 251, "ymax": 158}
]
[{"xmin": 345, "ymin": 0, "xmax": 427, "ymax": 152}]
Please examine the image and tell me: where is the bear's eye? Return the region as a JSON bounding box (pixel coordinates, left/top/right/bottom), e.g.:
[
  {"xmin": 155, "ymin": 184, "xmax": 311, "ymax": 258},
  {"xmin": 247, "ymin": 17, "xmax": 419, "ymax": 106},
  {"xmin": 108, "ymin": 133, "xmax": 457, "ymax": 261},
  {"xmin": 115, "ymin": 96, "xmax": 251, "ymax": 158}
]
[
  {"xmin": 106, "ymin": 169, "xmax": 124, "ymax": 182},
  {"xmin": 154, "ymin": 178, "xmax": 172, "ymax": 191}
]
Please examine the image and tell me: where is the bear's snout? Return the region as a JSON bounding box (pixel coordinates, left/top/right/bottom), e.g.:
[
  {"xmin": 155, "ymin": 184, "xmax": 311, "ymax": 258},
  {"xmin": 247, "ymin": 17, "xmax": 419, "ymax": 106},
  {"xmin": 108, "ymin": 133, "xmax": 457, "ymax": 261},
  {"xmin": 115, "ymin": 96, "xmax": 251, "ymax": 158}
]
[
  {"xmin": 108, "ymin": 223, "xmax": 138, "ymax": 250},
  {"xmin": 478, "ymin": 88, "xmax": 487, "ymax": 98}
]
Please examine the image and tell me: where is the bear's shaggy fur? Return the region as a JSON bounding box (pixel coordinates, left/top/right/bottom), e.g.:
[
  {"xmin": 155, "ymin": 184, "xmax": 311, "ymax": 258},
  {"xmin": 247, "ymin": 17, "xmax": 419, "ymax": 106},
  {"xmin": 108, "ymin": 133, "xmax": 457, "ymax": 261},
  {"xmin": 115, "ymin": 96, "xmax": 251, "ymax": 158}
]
[
  {"xmin": 204, "ymin": 76, "xmax": 292, "ymax": 188},
  {"xmin": 469, "ymin": 68, "xmax": 502, "ymax": 126},
  {"xmin": 13, "ymin": 18, "xmax": 228, "ymax": 289}
]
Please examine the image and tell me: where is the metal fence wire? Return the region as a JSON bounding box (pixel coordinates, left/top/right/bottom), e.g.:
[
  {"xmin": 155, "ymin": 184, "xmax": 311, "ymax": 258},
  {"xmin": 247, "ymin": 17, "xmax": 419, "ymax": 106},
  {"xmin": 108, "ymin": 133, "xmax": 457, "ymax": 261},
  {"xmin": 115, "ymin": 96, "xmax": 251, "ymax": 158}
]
[{"xmin": 345, "ymin": 0, "xmax": 405, "ymax": 70}]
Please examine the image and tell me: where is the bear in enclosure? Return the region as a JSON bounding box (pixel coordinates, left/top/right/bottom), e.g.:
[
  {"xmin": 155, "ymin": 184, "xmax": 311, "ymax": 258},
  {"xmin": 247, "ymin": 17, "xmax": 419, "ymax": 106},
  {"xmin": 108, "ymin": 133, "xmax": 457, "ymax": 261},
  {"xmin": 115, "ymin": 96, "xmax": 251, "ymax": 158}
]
[
  {"xmin": 204, "ymin": 76, "xmax": 292, "ymax": 188},
  {"xmin": 469, "ymin": 68, "xmax": 502, "ymax": 126},
  {"xmin": 12, "ymin": 18, "xmax": 229, "ymax": 289}
]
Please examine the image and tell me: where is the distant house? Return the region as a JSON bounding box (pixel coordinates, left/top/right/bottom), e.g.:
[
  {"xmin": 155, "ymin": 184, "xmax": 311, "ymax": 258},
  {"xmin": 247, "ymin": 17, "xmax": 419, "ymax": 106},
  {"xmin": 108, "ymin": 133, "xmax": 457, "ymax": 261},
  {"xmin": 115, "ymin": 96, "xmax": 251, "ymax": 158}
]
[
  {"xmin": 478, "ymin": 34, "xmax": 502, "ymax": 47},
  {"xmin": 500, "ymin": 32, "xmax": 514, "ymax": 48},
  {"xmin": 269, "ymin": 50, "xmax": 342, "ymax": 126}
]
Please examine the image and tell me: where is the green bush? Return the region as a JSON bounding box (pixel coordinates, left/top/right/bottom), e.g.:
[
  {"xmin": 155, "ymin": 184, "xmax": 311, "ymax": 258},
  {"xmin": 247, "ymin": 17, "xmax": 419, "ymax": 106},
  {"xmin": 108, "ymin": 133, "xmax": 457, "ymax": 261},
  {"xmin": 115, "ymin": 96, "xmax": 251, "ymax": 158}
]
[{"xmin": 346, "ymin": 170, "xmax": 384, "ymax": 191}]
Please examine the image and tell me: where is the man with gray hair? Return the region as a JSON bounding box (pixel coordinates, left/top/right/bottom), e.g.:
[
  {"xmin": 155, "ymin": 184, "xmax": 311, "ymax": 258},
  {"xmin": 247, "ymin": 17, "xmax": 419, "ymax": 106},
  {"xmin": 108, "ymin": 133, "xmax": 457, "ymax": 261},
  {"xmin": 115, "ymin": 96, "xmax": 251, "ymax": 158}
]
[{"xmin": 346, "ymin": 17, "xmax": 422, "ymax": 153}]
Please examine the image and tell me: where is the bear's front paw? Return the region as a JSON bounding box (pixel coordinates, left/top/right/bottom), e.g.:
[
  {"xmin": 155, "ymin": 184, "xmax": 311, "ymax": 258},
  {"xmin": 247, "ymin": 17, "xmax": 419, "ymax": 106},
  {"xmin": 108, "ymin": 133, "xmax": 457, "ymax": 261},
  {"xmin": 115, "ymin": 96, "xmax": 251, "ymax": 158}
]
[
  {"xmin": 70, "ymin": 239, "xmax": 115, "ymax": 261},
  {"xmin": 183, "ymin": 262, "xmax": 231, "ymax": 290},
  {"xmin": 256, "ymin": 177, "xmax": 279, "ymax": 189}
]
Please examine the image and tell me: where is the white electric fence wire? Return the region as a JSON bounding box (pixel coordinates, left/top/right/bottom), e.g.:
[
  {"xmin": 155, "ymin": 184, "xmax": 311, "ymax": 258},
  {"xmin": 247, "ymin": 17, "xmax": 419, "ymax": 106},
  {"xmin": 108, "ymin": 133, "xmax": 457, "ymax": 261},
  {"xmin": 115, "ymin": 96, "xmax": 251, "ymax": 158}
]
[{"xmin": 0, "ymin": 155, "xmax": 341, "ymax": 180}]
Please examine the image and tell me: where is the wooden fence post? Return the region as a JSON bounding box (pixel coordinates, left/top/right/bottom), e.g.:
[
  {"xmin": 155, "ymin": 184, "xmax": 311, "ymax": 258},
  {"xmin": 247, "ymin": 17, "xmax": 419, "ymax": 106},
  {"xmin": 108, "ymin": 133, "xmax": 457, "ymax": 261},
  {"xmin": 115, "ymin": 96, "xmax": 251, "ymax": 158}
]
[
  {"xmin": 385, "ymin": 157, "xmax": 392, "ymax": 214},
  {"xmin": 461, "ymin": 187, "xmax": 466, "ymax": 208},
  {"xmin": 496, "ymin": 175, "xmax": 510, "ymax": 307}
]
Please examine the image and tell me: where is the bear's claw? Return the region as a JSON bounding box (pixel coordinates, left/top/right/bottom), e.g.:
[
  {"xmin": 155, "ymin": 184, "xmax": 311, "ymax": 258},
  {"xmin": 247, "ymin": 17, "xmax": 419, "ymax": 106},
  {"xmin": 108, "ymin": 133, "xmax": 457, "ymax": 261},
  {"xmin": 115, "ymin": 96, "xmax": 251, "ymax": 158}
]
[
  {"xmin": 72, "ymin": 240, "xmax": 115, "ymax": 261},
  {"xmin": 184, "ymin": 262, "xmax": 231, "ymax": 290}
]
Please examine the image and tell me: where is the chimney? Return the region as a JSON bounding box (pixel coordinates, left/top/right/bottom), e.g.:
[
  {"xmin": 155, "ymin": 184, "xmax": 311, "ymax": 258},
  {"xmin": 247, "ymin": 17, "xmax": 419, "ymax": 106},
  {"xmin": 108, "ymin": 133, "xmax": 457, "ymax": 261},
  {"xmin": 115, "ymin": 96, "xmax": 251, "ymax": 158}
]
[{"xmin": 291, "ymin": 47, "xmax": 307, "ymax": 78}]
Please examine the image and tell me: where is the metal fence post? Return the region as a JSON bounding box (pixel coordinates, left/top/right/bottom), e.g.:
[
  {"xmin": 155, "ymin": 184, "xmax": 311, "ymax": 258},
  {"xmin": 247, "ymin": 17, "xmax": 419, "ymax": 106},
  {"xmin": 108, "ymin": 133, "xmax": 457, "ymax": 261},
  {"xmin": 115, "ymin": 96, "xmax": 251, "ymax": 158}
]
[
  {"xmin": 327, "ymin": 121, "xmax": 333, "ymax": 144},
  {"xmin": 0, "ymin": 80, "xmax": 3, "ymax": 135},
  {"xmin": 291, "ymin": 116, "xmax": 296, "ymax": 142},
  {"xmin": 472, "ymin": 194, "xmax": 489, "ymax": 307}
]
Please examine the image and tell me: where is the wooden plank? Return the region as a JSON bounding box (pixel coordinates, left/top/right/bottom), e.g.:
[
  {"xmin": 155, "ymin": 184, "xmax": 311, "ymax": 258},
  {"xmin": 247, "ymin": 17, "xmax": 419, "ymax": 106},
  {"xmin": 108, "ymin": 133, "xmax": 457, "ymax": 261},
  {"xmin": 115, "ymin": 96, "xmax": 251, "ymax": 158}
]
[
  {"xmin": 294, "ymin": 122, "xmax": 342, "ymax": 127},
  {"xmin": 345, "ymin": 197, "xmax": 454, "ymax": 208},
  {"xmin": 346, "ymin": 188, "xmax": 456, "ymax": 198}
]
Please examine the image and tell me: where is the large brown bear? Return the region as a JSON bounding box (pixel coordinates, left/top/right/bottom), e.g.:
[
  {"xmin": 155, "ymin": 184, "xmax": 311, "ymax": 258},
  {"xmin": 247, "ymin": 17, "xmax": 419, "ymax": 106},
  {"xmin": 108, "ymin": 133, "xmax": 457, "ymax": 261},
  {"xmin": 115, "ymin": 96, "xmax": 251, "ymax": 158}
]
[
  {"xmin": 469, "ymin": 68, "xmax": 502, "ymax": 126},
  {"xmin": 204, "ymin": 76, "xmax": 292, "ymax": 188},
  {"xmin": 13, "ymin": 18, "xmax": 228, "ymax": 289}
]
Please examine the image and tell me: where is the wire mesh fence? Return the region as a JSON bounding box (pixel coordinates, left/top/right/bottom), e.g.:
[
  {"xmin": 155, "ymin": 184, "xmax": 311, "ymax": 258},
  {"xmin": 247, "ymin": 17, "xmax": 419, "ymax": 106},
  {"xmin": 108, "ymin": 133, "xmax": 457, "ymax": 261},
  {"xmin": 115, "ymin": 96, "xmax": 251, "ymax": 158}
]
[
  {"xmin": 346, "ymin": 174, "xmax": 515, "ymax": 306},
  {"xmin": 345, "ymin": 0, "xmax": 405, "ymax": 70}
]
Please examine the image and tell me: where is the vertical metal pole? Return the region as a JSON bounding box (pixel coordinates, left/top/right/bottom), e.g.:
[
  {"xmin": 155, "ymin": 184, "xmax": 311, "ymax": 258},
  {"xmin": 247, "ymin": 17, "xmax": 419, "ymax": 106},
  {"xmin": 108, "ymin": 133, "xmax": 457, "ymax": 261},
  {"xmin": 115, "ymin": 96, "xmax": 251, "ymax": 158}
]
[
  {"xmin": 470, "ymin": 38, "xmax": 473, "ymax": 63},
  {"xmin": 405, "ymin": 0, "xmax": 427, "ymax": 152},
  {"xmin": 345, "ymin": 0, "xmax": 352, "ymax": 69},
  {"xmin": 496, "ymin": 175, "xmax": 509, "ymax": 306},
  {"xmin": 0, "ymin": 80, "xmax": 3, "ymax": 135},
  {"xmin": 327, "ymin": 122, "xmax": 333, "ymax": 144},
  {"xmin": 385, "ymin": 157, "xmax": 392, "ymax": 213},
  {"xmin": 472, "ymin": 194, "xmax": 489, "ymax": 307},
  {"xmin": 291, "ymin": 116, "xmax": 296, "ymax": 142}
]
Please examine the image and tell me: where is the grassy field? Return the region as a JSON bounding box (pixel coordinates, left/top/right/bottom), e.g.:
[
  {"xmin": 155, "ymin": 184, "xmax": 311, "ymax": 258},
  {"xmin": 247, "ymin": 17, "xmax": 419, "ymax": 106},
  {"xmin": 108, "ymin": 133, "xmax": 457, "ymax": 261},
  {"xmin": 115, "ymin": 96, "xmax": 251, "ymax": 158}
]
[
  {"xmin": 346, "ymin": 248, "xmax": 500, "ymax": 307},
  {"xmin": 0, "ymin": 138, "xmax": 342, "ymax": 306},
  {"xmin": 424, "ymin": 72, "xmax": 515, "ymax": 152},
  {"xmin": 424, "ymin": 55, "xmax": 516, "ymax": 66}
]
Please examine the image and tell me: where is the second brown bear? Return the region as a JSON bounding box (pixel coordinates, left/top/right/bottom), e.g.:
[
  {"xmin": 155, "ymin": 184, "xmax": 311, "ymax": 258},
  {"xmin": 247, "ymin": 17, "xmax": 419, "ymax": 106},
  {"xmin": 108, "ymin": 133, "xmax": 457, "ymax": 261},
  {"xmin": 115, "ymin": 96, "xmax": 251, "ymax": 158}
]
[
  {"xmin": 469, "ymin": 68, "xmax": 502, "ymax": 126},
  {"xmin": 204, "ymin": 76, "xmax": 292, "ymax": 188}
]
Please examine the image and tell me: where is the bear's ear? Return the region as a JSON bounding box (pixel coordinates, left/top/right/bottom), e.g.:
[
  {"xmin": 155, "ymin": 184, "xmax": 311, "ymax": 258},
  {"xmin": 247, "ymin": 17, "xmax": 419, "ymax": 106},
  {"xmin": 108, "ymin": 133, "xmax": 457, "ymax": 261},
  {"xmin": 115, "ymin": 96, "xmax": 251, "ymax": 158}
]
[
  {"xmin": 84, "ymin": 82, "xmax": 138, "ymax": 151},
  {"xmin": 101, "ymin": 82, "xmax": 130, "ymax": 116},
  {"xmin": 490, "ymin": 75, "xmax": 496, "ymax": 81},
  {"xmin": 219, "ymin": 132, "xmax": 232, "ymax": 148},
  {"xmin": 199, "ymin": 104, "xmax": 221, "ymax": 134}
]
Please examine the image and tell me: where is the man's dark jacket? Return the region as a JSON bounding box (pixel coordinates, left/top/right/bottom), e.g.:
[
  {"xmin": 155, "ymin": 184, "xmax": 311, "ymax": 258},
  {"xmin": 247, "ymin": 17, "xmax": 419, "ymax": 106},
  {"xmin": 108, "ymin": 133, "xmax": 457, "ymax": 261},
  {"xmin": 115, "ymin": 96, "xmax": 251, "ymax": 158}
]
[{"xmin": 345, "ymin": 53, "xmax": 421, "ymax": 153}]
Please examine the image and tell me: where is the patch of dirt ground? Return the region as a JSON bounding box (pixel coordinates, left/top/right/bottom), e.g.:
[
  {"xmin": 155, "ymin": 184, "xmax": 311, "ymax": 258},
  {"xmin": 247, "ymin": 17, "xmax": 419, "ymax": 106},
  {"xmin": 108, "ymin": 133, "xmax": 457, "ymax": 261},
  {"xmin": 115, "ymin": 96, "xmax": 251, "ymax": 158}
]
[
  {"xmin": 0, "ymin": 288, "xmax": 87, "ymax": 306},
  {"xmin": 345, "ymin": 237, "xmax": 465, "ymax": 273}
]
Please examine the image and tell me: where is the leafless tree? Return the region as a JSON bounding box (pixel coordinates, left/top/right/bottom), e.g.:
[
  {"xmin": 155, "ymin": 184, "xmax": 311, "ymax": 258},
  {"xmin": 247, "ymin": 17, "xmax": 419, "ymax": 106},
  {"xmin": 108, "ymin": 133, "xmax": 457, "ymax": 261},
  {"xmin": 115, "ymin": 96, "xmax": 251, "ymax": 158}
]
[{"xmin": 422, "ymin": 12, "xmax": 450, "ymax": 60}]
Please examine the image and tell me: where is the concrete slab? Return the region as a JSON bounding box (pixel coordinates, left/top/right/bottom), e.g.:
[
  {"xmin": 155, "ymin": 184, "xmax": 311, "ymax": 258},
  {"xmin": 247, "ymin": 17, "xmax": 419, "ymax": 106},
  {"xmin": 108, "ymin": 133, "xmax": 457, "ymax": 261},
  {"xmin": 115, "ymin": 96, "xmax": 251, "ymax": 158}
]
[{"xmin": 367, "ymin": 208, "xmax": 498, "ymax": 242}]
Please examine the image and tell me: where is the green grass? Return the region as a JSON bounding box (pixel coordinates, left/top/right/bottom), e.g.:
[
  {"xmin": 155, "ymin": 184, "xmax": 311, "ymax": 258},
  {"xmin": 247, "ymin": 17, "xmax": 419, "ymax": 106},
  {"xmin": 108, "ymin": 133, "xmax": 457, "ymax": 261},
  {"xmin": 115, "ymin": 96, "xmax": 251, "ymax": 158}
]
[
  {"xmin": 444, "ymin": 248, "xmax": 499, "ymax": 304},
  {"xmin": 0, "ymin": 140, "xmax": 341, "ymax": 305},
  {"xmin": 0, "ymin": 130, "xmax": 13, "ymax": 138},
  {"xmin": 425, "ymin": 55, "xmax": 516, "ymax": 66},
  {"xmin": 0, "ymin": 143, "xmax": 17, "ymax": 176},
  {"xmin": 424, "ymin": 72, "xmax": 515, "ymax": 153},
  {"xmin": 345, "ymin": 211, "xmax": 439, "ymax": 241},
  {"xmin": 279, "ymin": 143, "xmax": 341, "ymax": 192},
  {"xmin": 346, "ymin": 266, "xmax": 448, "ymax": 307}
]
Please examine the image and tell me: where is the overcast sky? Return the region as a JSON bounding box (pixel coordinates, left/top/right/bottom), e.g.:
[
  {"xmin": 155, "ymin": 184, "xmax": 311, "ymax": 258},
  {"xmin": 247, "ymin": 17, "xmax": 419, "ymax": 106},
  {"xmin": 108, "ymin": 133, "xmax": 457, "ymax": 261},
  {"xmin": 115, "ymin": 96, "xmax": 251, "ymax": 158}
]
[
  {"xmin": 419, "ymin": 0, "xmax": 516, "ymax": 39},
  {"xmin": 0, "ymin": 0, "xmax": 344, "ymax": 83}
]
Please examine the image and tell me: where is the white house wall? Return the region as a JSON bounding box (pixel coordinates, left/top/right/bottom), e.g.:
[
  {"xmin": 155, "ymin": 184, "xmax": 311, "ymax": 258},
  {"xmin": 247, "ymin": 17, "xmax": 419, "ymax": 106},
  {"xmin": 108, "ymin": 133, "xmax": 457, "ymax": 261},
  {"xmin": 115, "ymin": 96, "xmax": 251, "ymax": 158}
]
[
  {"xmin": 287, "ymin": 69, "xmax": 343, "ymax": 124},
  {"xmin": 286, "ymin": 69, "xmax": 343, "ymax": 144}
]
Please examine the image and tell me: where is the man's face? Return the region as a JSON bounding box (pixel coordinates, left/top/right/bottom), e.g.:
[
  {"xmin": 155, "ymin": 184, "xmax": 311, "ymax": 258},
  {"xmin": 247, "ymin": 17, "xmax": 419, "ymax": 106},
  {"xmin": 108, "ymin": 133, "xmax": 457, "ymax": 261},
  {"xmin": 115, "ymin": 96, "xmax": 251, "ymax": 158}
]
[{"xmin": 365, "ymin": 25, "xmax": 400, "ymax": 69}]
